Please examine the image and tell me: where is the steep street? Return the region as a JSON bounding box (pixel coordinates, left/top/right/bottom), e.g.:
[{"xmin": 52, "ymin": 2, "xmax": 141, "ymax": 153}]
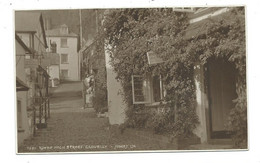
[{"xmin": 18, "ymin": 81, "xmax": 164, "ymax": 153}]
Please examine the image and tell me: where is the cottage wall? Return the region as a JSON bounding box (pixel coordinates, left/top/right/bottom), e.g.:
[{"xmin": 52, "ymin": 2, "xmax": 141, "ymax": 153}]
[
  {"xmin": 48, "ymin": 65, "xmax": 60, "ymax": 80},
  {"xmin": 16, "ymin": 40, "xmax": 31, "ymax": 146},
  {"xmin": 193, "ymin": 64, "xmax": 209, "ymax": 143},
  {"xmin": 105, "ymin": 45, "xmax": 127, "ymax": 125}
]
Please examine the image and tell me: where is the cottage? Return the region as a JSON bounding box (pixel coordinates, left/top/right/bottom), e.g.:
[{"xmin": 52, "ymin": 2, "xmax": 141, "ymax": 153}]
[
  {"xmin": 104, "ymin": 7, "xmax": 246, "ymax": 147},
  {"xmin": 184, "ymin": 7, "xmax": 246, "ymax": 144},
  {"xmin": 46, "ymin": 24, "xmax": 80, "ymax": 81},
  {"xmin": 15, "ymin": 11, "xmax": 50, "ymax": 147},
  {"xmin": 15, "ymin": 35, "xmax": 32, "ymax": 146}
]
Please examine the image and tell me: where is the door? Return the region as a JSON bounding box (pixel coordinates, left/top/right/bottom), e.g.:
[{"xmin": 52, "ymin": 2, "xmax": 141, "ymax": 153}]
[{"xmin": 207, "ymin": 58, "xmax": 237, "ymax": 139}]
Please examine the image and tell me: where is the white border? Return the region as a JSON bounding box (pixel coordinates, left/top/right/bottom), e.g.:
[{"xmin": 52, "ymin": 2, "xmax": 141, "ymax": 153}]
[{"xmin": 1, "ymin": 0, "xmax": 260, "ymax": 163}]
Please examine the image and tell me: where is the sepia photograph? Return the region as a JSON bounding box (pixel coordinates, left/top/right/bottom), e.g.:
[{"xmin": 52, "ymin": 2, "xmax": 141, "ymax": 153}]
[{"xmin": 14, "ymin": 6, "xmax": 247, "ymax": 153}]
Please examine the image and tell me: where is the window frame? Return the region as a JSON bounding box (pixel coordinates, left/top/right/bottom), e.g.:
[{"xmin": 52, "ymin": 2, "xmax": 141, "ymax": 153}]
[
  {"xmin": 151, "ymin": 75, "xmax": 164, "ymax": 103},
  {"xmin": 61, "ymin": 69, "xmax": 69, "ymax": 78},
  {"xmin": 132, "ymin": 75, "xmax": 151, "ymax": 104},
  {"xmin": 60, "ymin": 38, "xmax": 68, "ymax": 48},
  {"xmin": 60, "ymin": 53, "xmax": 69, "ymax": 64},
  {"xmin": 132, "ymin": 74, "xmax": 165, "ymax": 105}
]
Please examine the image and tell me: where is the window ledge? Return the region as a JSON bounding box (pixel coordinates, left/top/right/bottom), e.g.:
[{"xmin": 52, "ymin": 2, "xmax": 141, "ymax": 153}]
[
  {"xmin": 145, "ymin": 101, "xmax": 168, "ymax": 107},
  {"xmin": 61, "ymin": 62, "xmax": 69, "ymax": 64}
]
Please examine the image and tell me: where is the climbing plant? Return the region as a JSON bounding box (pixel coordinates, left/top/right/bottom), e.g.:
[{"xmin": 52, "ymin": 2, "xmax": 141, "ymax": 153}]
[
  {"xmin": 94, "ymin": 7, "xmax": 247, "ymax": 147},
  {"xmin": 97, "ymin": 8, "xmax": 200, "ymax": 138},
  {"xmin": 186, "ymin": 7, "xmax": 247, "ymax": 148}
]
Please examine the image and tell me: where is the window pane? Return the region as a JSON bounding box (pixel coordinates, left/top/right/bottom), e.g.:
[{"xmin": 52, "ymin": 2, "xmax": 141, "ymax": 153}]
[
  {"xmin": 132, "ymin": 75, "xmax": 150, "ymax": 104},
  {"xmin": 61, "ymin": 69, "xmax": 68, "ymax": 78},
  {"xmin": 61, "ymin": 38, "xmax": 67, "ymax": 48},
  {"xmin": 61, "ymin": 54, "xmax": 68, "ymax": 64},
  {"xmin": 153, "ymin": 76, "xmax": 161, "ymax": 102}
]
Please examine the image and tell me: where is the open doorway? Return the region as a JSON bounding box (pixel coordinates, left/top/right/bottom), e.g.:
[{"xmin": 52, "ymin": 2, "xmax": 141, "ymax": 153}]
[{"xmin": 207, "ymin": 58, "xmax": 238, "ymax": 139}]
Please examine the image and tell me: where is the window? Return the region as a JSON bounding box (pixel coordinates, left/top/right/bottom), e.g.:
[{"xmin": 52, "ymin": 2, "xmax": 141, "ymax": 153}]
[
  {"xmin": 60, "ymin": 38, "xmax": 68, "ymax": 48},
  {"xmin": 132, "ymin": 75, "xmax": 151, "ymax": 104},
  {"xmin": 61, "ymin": 69, "xmax": 69, "ymax": 78},
  {"xmin": 61, "ymin": 54, "xmax": 68, "ymax": 64},
  {"xmin": 132, "ymin": 74, "xmax": 165, "ymax": 104},
  {"xmin": 17, "ymin": 100, "xmax": 22, "ymax": 129}
]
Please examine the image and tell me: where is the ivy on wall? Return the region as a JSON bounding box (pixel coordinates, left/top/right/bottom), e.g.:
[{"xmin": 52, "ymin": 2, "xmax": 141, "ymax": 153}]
[
  {"xmin": 186, "ymin": 7, "xmax": 246, "ymax": 148},
  {"xmin": 94, "ymin": 7, "xmax": 247, "ymax": 148}
]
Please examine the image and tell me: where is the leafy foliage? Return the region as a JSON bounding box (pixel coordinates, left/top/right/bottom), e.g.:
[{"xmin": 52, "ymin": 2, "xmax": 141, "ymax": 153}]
[
  {"xmin": 186, "ymin": 7, "xmax": 247, "ymax": 147},
  {"xmin": 95, "ymin": 7, "xmax": 247, "ymax": 147},
  {"xmin": 86, "ymin": 35, "xmax": 108, "ymax": 113},
  {"xmin": 98, "ymin": 8, "xmax": 199, "ymax": 138}
]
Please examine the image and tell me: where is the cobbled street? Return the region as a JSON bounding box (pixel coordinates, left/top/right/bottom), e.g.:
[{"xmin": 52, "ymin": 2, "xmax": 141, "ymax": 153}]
[{"xmin": 18, "ymin": 81, "xmax": 164, "ymax": 153}]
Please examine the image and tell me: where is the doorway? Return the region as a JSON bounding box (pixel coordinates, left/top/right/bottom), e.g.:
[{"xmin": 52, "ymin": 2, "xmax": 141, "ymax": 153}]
[{"xmin": 207, "ymin": 58, "xmax": 237, "ymax": 139}]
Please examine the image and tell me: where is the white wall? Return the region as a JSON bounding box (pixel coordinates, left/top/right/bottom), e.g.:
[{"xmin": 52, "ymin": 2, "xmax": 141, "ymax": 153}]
[
  {"xmin": 105, "ymin": 45, "xmax": 127, "ymax": 125},
  {"xmin": 48, "ymin": 65, "xmax": 59, "ymax": 79},
  {"xmin": 46, "ymin": 36, "xmax": 79, "ymax": 81},
  {"xmin": 193, "ymin": 64, "xmax": 209, "ymax": 143},
  {"xmin": 16, "ymin": 40, "xmax": 31, "ymax": 146}
]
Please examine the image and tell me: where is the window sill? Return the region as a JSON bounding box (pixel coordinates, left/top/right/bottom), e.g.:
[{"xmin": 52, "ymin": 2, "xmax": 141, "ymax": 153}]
[
  {"xmin": 61, "ymin": 62, "xmax": 69, "ymax": 64},
  {"xmin": 145, "ymin": 101, "xmax": 168, "ymax": 107},
  {"xmin": 60, "ymin": 46, "xmax": 69, "ymax": 48}
]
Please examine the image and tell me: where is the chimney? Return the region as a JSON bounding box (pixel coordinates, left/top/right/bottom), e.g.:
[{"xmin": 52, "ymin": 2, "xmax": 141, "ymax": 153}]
[{"xmin": 60, "ymin": 24, "xmax": 68, "ymax": 35}]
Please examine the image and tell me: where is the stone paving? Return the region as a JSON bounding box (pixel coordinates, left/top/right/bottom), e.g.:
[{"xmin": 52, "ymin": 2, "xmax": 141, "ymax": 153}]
[{"xmin": 18, "ymin": 81, "xmax": 165, "ymax": 153}]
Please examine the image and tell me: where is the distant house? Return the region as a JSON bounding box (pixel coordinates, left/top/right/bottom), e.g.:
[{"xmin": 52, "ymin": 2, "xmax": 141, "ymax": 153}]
[{"xmin": 46, "ymin": 24, "xmax": 80, "ymax": 81}]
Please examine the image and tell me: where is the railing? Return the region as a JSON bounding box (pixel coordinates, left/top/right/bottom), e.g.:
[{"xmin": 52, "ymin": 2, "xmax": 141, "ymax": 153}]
[{"xmin": 32, "ymin": 96, "xmax": 50, "ymax": 136}]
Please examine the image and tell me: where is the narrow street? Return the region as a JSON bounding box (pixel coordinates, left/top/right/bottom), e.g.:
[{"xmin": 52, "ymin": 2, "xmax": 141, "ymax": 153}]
[{"xmin": 18, "ymin": 81, "xmax": 164, "ymax": 153}]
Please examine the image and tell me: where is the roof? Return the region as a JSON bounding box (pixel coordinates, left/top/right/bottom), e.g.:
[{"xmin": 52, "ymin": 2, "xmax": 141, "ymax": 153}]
[
  {"xmin": 15, "ymin": 34, "xmax": 33, "ymax": 54},
  {"xmin": 16, "ymin": 77, "xmax": 29, "ymax": 91},
  {"xmin": 15, "ymin": 11, "xmax": 48, "ymax": 48},
  {"xmin": 183, "ymin": 8, "xmax": 231, "ymax": 40},
  {"xmin": 183, "ymin": 19, "xmax": 208, "ymax": 40},
  {"xmin": 46, "ymin": 25, "xmax": 78, "ymax": 37}
]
